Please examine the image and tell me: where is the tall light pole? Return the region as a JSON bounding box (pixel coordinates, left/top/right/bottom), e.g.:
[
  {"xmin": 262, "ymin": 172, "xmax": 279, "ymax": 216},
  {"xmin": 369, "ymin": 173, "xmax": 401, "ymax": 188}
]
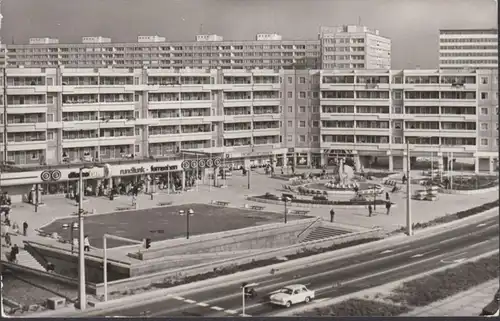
[
  {"xmin": 405, "ymin": 142, "xmax": 413, "ymax": 236},
  {"xmin": 77, "ymin": 163, "xmax": 104, "ymax": 310},
  {"xmin": 179, "ymin": 209, "xmax": 194, "ymax": 239},
  {"xmin": 283, "ymin": 197, "xmax": 291, "ymax": 224},
  {"xmin": 241, "ymin": 282, "xmax": 258, "ymax": 316}
]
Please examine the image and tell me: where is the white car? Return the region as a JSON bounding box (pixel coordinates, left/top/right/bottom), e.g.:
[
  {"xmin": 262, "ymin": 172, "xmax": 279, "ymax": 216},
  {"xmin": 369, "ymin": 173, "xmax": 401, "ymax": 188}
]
[{"xmin": 269, "ymin": 284, "xmax": 315, "ymax": 308}]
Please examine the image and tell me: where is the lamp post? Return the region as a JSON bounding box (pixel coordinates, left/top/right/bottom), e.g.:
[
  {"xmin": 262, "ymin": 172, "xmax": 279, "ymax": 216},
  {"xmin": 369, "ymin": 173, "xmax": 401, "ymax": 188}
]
[
  {"xmin": 76, "ymin": 163, "xmax": 104, "ymax": 310},
  {"xmin": 179, "ymin": 209, "xmax": 194, "ymax": 239},
  {"xmin": 62, "ymin": 222, "xmax": 78, "ymax": 254},
  {"xmin": 405, "ymin": 142, "xmax": 413, "ymax": 236},
  {"xmin": 241, "ymin": 282, "xmax": 258, "ymax": 316}
]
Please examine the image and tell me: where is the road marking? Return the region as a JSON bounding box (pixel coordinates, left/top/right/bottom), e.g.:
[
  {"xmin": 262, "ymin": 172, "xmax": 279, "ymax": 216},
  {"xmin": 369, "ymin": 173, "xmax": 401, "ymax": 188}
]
[
  {"xmin": 172, "ymin": 296, "xmax": 185, "ymax": 301},
  {"xmin": 211, "ymin": 306, "xmax": 224, "ymax": 311},
  {"xmin": 380, "ymin": 250, "xmax": 393, "ymax": 254},
  {"xmin": 410, "ymin": 249, "xmax": 439, "ymax": 258},
  {"xmin": 196, "ymin": 302, "xmax": 209, "ymax": 307},
  {"xmin": 225, "ymin": 309, "xmax": 238, "ymax": 314},
  {"xmin": 477, "ymin": 223, "xmax": 487, "ymax": 227},
  {"xmin": 315, "ymin": 298, "xmax": 329, "ymax": 302},
  {"xmin": 184, "ymin": 299, "xmax": 196, "ymax": 304},
  {"xmin": 441, "ymin": 258, "xmax": 466, "ymax": 264}
]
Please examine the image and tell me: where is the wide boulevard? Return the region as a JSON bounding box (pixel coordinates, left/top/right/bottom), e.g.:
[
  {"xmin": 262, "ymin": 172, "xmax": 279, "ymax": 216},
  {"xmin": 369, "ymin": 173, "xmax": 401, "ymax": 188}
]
[{"xmin": 92, "ymin": 215, "xmax": 499, "ymax": 317}]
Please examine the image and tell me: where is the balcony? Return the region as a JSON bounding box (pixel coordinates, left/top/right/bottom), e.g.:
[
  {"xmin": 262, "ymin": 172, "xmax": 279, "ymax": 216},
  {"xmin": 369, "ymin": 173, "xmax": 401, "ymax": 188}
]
[
  {"xmin": 223, "ymin": 129, "xmax": 253, "ymax": 139},
  {"xmin": 252, "ymin": 95, "xmax": 280, "ymax": 106},
  {"xmin": 6, "ymin": 104, "xmax": 48, "ymax": 114},
  {"xmin": 6, "ymin": 139, "xmax": 47, "ymax": 152},
  {"xmin": 354, "ymin": 127, "xmax": 391, "ymax": 136},
  {"xmin": 148, "ymin": 100, "xmax": 180, "ymax": 110},
  {"xmin": 6, "ymin": 86, "xmax": 48, "ymax": 95},
  {"xmin": 252, "ymin": 126, "xmax": 280, "ymax": 136},
  {"xmin": 61, "ymin": 101, "xmax": 100, "ymax": 112},
  {"xmin": 7, "ymin": 122, "xmax": 47, "ymax": 132},
  {"xmin": 98, "ymin": 101, "xmax": 136, "ymax": 112},
  {"xmin": 321, "ymin": 127, "xmax": 355, "ymax": 135}
]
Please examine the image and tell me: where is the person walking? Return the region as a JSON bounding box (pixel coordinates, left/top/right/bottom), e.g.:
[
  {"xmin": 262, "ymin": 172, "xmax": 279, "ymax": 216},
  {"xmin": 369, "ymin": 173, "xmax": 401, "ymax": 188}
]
[
  {"xmin": 84, "ymin": 235, "xmax": 90, "ymax": 252},
  {"xmin": 368, "ymin": 204, "xmax": 373, "ymax": 217},
  {"xmin": 385, "ymin": 201, "xmax": 392, "ymax": 215},
  {"xmin": 23, "ymin": 221, "xmax": 28, "ymax": 236},
  {"xmin": 10, "ymin": 244, "xmax": 19, "ymax": 263},
  {"xmin": 5, "ymin": 232, "xmax": 11, "ymax": 247},
  {"xmin": 330, "ymin": 208, "xmax": 335, "ymax": 223}
]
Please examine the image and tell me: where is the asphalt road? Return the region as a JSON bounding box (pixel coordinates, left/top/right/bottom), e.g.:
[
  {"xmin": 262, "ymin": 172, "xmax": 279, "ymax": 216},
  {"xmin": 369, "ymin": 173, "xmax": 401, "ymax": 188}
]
[{"xmin": 94, "ymin": 216, "xmax": 499, "ymax": 317}]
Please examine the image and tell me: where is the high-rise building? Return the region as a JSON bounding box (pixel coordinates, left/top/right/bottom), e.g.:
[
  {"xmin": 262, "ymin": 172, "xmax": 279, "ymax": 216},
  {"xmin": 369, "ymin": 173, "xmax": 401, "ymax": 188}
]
[
  {"xmin": 439, "ymin": 28, "xmax": 498, "ymax": 69},
  {"xmin": 319, "ymin": 25, "xmax": 391, "ymax": 70}
]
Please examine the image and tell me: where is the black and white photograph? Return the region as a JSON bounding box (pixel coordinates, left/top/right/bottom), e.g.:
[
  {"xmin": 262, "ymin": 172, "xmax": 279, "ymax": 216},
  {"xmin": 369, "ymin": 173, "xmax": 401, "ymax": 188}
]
[{"xmin": 0, "ymin": 0, "xmax": 498, "ymax": 318}]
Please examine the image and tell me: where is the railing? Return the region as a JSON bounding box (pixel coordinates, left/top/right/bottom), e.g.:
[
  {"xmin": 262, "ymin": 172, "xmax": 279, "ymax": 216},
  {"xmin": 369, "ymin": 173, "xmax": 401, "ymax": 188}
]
[{"xmin": 297, "ymin": 217, "xmax": 322, "ymax": 239}]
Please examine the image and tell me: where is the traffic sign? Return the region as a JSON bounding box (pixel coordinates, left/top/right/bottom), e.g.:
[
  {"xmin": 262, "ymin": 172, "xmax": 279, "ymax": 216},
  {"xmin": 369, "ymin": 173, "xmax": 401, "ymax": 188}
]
[
  {"xmin": 213, "ymin": 158, "xmax": 222, "ymax": 167},
  {"xmin": 206, "ymin": 159, "xmax": 214, "ymax": 168},
  {"xmin": 198, "ymin": 159, "xmax": 206, "ymax": 168},
  {"xmin": 190, "ymin": 160, "xmax": 198, "ymax": 169}
]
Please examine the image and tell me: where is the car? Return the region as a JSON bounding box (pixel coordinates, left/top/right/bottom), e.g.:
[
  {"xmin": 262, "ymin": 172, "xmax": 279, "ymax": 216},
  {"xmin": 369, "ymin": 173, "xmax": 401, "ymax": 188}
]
[
  {"xmin": 269, "ymin": 284, "xmax": 315, "ymax": 308},
  {"xmin": 480, "ymin": 289, "xmax": 499, "ymax": 317}
]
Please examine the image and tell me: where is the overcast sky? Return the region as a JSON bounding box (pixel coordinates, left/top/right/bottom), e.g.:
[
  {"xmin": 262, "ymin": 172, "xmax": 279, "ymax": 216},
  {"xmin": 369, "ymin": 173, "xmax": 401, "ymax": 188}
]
[{"xmin": 1, "ymin": 0, "xmax": 497, "ymax": 69}]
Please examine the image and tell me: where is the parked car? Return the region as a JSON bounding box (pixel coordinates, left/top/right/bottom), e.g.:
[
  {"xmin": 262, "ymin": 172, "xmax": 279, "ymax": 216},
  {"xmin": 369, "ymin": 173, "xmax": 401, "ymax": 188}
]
[
  {"xmin": 480, "ymin": 289, "xmax": 499, "ymax": 316},
  {"xmin": 269, "ymin": 284, "xmax": 315, "ymax": 308}
]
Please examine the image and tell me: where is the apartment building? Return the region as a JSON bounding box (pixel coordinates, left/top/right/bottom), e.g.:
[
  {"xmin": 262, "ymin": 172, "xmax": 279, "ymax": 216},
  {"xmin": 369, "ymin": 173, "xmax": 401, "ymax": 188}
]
[
  {"xmin": 319, "ymin": 25, "xmax": 391, "ymax": 70},
  {"xmin": 5, "ymin": 34, "xmax": 321, "ymax": 70},
  {"xmin": 320, "ymin": 69, "xmax": 498, "ymax": 173},
  {"xmin": 0, "ymin": 66, "xmax": 496, "ymax": 173},
  {"xmin": 439, "ymin": 28, "xmax": 498, "ymax": 69}
]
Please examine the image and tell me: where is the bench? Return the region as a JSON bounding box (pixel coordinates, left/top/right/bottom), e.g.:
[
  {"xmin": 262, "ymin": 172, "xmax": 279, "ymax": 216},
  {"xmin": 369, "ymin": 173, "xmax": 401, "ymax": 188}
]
[
  {"xmin": 157, "ymin": 201, "xmax": 173, "ymax": 207},
  {"xmin": 212, "ymin": 200, "xmax": 230, "ymax": 207},
  {"xmin": 250, "ymin": 205, "xmax": 265, "ymax": 211},
  {"xmin": 291, "ymin": 210, "xmax": 310, "ymax": 215}
]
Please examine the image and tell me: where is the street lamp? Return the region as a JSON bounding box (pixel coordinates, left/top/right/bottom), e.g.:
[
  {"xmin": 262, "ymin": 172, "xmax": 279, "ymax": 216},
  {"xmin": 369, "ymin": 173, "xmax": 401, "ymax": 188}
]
[
  {"xmin": 76, "ymin": 163, "xmax": 104, "ymax": 310},
  {"xmin": 241, "ymin": 282, "xmax": 258, "ymax": 316},
  {"xmin": 61, "ymin": 222, "xmax": 78, "ymax": 254},
  {"xmin": 179, "ymin": 209, "xmax": 194, "ymax": 239},
  {"xmin": 283, "ymin": 197, "xmax": 291, "ymax": 224}
]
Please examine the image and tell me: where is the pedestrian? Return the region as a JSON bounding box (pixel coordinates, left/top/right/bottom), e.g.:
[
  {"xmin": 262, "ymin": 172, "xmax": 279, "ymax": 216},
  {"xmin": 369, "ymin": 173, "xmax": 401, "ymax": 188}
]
[
  {"xmin": 385, "ymin": 192, "xmax": 390, "ymax": 201},
  {"xmin": 23, "ymin": 221, "xmax": 28, "ymax": 236},
  {"xmin": 386, "ymin": 201, "xmax": 392, "ymax": 215},
  {"xmin": 330, "ymin": 208, "xmax": 335, "ymax": 223},
  {"xmin": 5, "ymin": 232, "xmax": 11, "ymax": 247},
  {"xmin": 10, "ymin": 244, "xmax": 19, "ymax": 263},
  {"xmin": 84, "ymin": 235, "xmax": 90, "ymax": 252},
  {"xmin": 132, "ymin": 194, "xmax": 137, "ymax": 208},
  {"xmin": 402, "ymin": 174, "xmax": 407, "ymax": 184},
  {"xmin": 368, "ymin": 204, "xmax": 373, "ymax": 217}
]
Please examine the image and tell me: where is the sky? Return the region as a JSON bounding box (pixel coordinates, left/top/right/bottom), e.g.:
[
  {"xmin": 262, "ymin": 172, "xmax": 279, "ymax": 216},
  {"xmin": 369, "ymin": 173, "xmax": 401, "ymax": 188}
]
[{"xmin": 1, "ymin": 0, "xmax": 497, "ymax": 69}]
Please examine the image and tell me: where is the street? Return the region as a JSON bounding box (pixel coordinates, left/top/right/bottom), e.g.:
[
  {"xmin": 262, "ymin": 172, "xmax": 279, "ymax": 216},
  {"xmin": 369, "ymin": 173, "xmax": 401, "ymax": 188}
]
[{"xmin": 89, "ymin": 215, "xmax": 499, "ymax": 317}]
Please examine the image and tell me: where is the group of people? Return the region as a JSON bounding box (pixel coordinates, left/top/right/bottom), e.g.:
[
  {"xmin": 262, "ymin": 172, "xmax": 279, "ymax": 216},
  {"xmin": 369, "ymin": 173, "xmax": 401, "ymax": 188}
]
[{"xmin": 0, "ymin": 191, "xmax": 31, "ymax": 263}]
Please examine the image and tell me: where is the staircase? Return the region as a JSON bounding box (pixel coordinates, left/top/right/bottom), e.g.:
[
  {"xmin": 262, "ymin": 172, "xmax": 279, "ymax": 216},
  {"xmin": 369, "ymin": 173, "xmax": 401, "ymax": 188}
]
[
  {"xmin": 300, "ymin": 226, "xmax": 351, "ymax": 243},
  {"xmin": 12, "ymin": 250, "xmax": 45, "ymax": 271}
]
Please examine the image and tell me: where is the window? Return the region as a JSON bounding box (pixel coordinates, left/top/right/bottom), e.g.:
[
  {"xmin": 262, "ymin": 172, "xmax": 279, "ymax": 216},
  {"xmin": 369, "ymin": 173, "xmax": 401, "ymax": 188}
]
[
  {"xmin": 312, "ymin": 135, "xmax": 319, "ymax": 142},
  {"xmin": 135, "ymin": 111, "xmax": 140, "ymax": 119},
  {"xmin": 481, "ymin": 77, "xmax": 488, "ymax": 84},
  {"xmin": 299, "ymin": 106, "xmax": 306, "ymax": 113},
  {"xmin": 287, "ymin": 92, "xmax": 293, "ymax": 98},
  {"xmin": 313, "ymin": 121, "xmax": 319, "ymax": 127},
  {"xmin": 481, "ymin": 92, "xmax": 488, "ymax": 100},
  {"xmin": 312, "ymin": 106, "xmax": 320, "ymax": 113},
  {"xmin": 481, "ymin": 123, "xmax": 489, "ymax": 130},
  {"xmin": 47, "ymin": 131, "xmax": 55, "ymax": 140},
  {"xmin": 135, "ymin": 128, "xmax": 140, "ymax": 136},
  {"xmin": 299, "ymin": 121, "xmax": 306, "ymax": 127},
  {"xmin": 287, "ymin": 135, "xmax": 292, "ymax": 142},
  {"xmin": 299, "ymin": 91, "xmax": 306, "ymax": 99},
  {"xmin": 392, "ymin": 91, "xmax": 402, "ymax": 100},
  {"xmin": 31, "ymin": 152, "xmax": 39, "ymax": 160},
  {"xmin": 287, "ymin": 121, "xmax": 293, "ymax": 127},
  {"xmin": 135, "ymin": 145, "xmax": 140, "ymax": 153},
  {"xmin": 299, "ymin": 135, "xmax": 306, "ymax": 142},
  {"xmin": 481, "ymin": 138, "xmax": 488, "ymax": 146},
  {"xmin": 313, "ymin": 92, "xmax": 319, "ymax": 99},
  {"xmin": 393, "ymin": 137, "xmax": 402, "ymax": 144},
  {"xmin": 47, "ymin": 113, "xmax": 54, "ymax": 122},
  {"xmin": 287, "ymin": 77, "xmax": 293, "ymax": 84},
  {"xmin": 288, "ymin": 106, "xmax": 293, "ymax": 112},
  {"xmin": 394, "ymin": 121, "xmax": 402, "ymax": 129},
  {"xmin": 481, "ymin": 107, "xmax": 489, "ymax": 115},
  {"xmin": 299, "ymin": 77, "xmax": 306, "ymax": 84}
]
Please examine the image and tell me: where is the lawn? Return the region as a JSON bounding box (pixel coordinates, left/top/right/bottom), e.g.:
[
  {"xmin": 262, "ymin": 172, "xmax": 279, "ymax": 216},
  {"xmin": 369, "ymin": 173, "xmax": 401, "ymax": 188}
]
[
  {"xmin": 39, "ymin": 204, "xmax": 292, "ymax": 248},
  {"xmin": 297, "ymin": 298, "xmax": 409, "ymax": 316}
]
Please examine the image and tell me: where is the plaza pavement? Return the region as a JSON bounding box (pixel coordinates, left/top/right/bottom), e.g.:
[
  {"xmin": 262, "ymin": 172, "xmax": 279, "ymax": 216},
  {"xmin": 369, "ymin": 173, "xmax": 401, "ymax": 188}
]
[
  {"xmin": 1, "ymin": 168, "xmax": 498, "ymax": 266},
  {"xmin": 402, "ymin": 278, "xmax": 499, "ymax": 316}
]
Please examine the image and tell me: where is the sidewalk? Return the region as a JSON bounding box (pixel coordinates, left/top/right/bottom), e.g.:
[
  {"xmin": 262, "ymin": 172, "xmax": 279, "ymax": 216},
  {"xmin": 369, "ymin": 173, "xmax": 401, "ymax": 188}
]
[
  {"xmin": 403, "ymin": 279, "xmax": 499, "ymax": 316},
  {"xmin": 2, "ymin": 169, "xmax": 498, "ymax": 255}
]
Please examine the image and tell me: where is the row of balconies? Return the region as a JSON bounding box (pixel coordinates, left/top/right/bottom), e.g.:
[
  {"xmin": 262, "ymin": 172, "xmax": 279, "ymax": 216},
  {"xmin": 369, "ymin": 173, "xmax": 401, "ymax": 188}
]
[{"xmin": 320, "ymin": 127, "xmax": 478, "ymax": 138}]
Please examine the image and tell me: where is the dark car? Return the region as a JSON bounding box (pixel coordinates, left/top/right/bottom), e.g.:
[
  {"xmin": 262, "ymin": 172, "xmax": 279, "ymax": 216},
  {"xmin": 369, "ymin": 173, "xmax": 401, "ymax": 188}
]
[{"xmin": 480, "ymin": 289, "xmax": 499, "ymax": 316}]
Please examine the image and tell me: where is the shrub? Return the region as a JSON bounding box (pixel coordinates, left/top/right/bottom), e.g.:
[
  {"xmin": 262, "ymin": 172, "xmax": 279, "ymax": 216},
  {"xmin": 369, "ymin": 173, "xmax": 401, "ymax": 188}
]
[
  {"xmin": 297, "ymin": 299, "xmax": 409, "ymax": 316},
  {"xmin": 312, "ymin": 195, "xmax": 328, "ymax": 201},
  {"xmin": 388, "ymin": 255, "xmax": 498, "ymax": 307}
]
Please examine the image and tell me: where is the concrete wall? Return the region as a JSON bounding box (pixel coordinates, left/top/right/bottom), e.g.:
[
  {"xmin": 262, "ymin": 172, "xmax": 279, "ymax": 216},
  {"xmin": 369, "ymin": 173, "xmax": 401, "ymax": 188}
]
[{"xmin": 24, "ymin": 241, "xmax": 130, "ymax": 284}]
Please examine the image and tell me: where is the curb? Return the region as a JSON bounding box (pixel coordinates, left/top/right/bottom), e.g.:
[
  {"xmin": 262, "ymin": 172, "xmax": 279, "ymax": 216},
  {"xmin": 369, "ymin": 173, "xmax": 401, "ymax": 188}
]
[
  {"xmin": 247, "ymin": 197, "xmax": 394, "ymax": 209},
  {"xmin": 273, "ymin": 249, "xmax": 499, "ymax": 316},
  {"xmin": 33, "ymin": 207, "xmax": 498, "ymax": 317}
]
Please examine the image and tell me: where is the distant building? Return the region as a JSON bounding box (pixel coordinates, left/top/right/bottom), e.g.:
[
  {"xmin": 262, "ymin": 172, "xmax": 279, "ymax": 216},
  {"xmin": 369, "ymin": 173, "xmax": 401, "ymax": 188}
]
[
  {"xmin": 29, "ymin": 37, "xmax": 60, "ymax": 45},
  {"xmin": 256, "ymin": 33, "xmax": 282, "ymax": 41},
  {"xmin": 137, "ymin": 35, "xmax": 166, "ymax": 43},
  {"xmin": 195, "ymin": 34, "xmax": 224, "ymax": 42},
  {"xmin": 81, "ymin": 36, "xmax": 112, "ymax": 44},
  {"xmin": 319, "ymin": 25, "xmax": 391, "ymax": 70},
  {"xmin": 439, "ymin": 28, "xmax": 498, "ymax": 69}
]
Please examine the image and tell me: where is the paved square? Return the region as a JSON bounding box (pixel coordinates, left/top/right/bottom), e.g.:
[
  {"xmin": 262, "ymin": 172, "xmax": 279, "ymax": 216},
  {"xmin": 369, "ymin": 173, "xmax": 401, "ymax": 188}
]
[{"xmin": 39, "ymin": 203, "xmax": 295, "ymax": 248}]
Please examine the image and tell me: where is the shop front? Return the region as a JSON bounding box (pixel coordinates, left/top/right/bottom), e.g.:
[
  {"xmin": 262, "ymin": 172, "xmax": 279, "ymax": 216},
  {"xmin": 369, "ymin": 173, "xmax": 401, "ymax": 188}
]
[{"xmin": 324, "ymin": 149, "xmax": 356, "ymax": 169}]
